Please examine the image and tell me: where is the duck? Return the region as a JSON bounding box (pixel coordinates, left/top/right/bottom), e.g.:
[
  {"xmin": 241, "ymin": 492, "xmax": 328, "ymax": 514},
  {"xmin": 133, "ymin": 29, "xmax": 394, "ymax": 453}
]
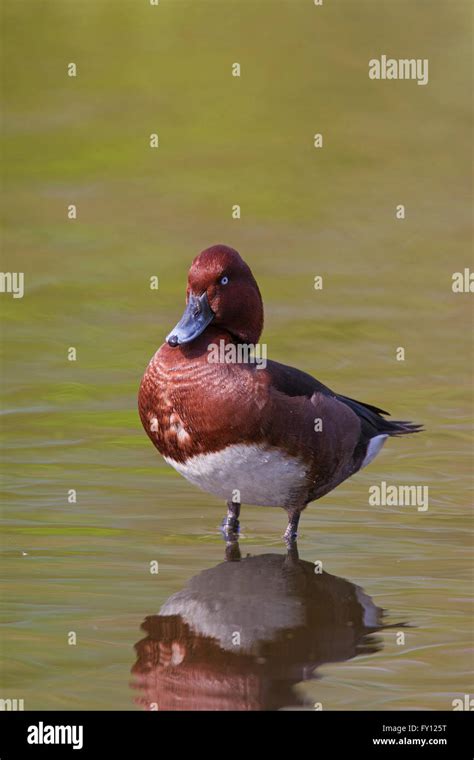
[{"xmin": 138, "ymin": 244, "xmax": 421, "ymax": 542}]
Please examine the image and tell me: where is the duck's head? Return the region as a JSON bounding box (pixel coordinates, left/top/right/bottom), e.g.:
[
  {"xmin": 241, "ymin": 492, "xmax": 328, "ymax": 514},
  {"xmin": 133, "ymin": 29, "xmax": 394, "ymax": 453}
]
[{"xmin": 166, "ymin": 245, "xmax": 263, "ymax": 347}]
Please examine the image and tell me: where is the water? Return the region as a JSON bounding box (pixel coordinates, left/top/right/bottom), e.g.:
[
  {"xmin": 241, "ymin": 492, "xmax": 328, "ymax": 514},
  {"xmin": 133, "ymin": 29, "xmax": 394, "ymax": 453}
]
[{"xmin": 1, "ymin": 0, "xmax": 472, "ymax": 710}]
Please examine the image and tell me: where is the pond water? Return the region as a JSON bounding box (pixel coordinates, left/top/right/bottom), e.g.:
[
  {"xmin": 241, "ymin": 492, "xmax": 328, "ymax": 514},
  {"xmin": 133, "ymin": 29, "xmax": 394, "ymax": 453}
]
[{"xmin": 1, "ymin": 0, "xmax": 472, "ymax": 710}]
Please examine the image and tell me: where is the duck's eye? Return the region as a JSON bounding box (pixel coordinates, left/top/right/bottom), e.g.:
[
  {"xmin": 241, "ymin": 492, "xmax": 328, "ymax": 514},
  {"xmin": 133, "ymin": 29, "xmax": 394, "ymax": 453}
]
[{"xmin": 220, "ymin": 275, "xmax": 229, "ymax": 285}]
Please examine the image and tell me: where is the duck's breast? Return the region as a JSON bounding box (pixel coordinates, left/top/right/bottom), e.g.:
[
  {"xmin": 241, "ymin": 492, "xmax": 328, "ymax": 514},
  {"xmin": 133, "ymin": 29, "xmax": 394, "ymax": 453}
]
[{"xmin": 164, "ymin": 442, "xmax": 310, "ymax": 508}]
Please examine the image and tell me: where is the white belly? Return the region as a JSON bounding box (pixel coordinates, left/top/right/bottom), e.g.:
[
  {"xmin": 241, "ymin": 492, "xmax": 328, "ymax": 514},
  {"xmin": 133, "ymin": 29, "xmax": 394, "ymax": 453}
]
[{"xmin": 164, "ymin": 443, "xmax": 309, "ymax": 507}]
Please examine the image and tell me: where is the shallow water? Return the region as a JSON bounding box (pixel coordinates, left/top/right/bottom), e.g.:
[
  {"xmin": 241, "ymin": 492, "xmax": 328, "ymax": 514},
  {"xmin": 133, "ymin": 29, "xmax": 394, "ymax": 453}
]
[{"xmin": 1, "ymin": 0, "xmax": 472, "ymax": 710}]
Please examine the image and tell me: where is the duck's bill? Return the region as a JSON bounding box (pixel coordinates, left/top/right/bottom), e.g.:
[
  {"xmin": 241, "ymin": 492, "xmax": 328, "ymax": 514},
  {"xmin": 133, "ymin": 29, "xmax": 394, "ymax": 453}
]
[{"xmin": 166, "ymin": 292, "xmax": 214, "ymax": 346}]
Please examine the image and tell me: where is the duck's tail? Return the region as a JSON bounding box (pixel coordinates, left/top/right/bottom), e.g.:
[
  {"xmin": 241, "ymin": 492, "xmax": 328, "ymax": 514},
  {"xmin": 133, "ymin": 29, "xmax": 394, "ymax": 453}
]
[{"xmin": 337, "ymin": 394, "xmax": 423, "ymax": 438}]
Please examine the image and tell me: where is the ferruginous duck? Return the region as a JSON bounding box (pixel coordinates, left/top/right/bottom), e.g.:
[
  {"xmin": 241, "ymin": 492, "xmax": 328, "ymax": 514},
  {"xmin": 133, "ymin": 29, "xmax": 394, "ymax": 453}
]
[{"xmin": 138, "ymin": 245, "xmax": 421, "ymax": 541}]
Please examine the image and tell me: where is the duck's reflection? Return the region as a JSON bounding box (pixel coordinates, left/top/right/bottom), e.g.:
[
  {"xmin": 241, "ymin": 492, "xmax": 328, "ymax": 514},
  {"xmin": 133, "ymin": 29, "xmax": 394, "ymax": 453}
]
[{"xmin": 131, "ymin": 542, "xmax": 386, "ymax": 710}]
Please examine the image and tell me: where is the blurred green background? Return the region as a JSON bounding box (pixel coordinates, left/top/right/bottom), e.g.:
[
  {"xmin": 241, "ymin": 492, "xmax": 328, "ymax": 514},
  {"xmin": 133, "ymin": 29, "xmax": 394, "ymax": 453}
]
[{"xmin": 1, "ymin": 0, "xmax": 472, "ymax": 709}]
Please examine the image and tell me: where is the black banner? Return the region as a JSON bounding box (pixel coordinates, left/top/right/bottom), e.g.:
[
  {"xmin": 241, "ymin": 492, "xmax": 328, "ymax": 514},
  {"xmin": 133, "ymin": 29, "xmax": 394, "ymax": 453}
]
[{"xmin": 0, "ymin": 710, "xmax": 472, "ymax": 758}]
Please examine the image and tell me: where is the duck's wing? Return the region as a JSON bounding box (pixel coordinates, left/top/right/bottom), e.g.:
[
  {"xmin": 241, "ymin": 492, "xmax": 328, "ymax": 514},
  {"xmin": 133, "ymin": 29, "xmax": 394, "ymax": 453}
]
[
  {"xmin": 265, "ymin": 359, "xmax": 333, "ymax": 398},
  {"xmin": 265, "ymin": 359, "xmax": 423, "ymax": 439}
]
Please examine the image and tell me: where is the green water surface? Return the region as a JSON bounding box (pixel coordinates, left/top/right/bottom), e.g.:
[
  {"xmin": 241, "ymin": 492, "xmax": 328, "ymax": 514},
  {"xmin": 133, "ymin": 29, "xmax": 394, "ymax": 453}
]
[{"xmin": 1, "ymin": 0, "xmax": 472, "ymax": 710}]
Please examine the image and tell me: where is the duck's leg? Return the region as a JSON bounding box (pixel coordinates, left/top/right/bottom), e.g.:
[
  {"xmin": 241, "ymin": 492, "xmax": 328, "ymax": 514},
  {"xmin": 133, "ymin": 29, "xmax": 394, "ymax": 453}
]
[
  {"xmin": 221, "ymin": 500, "xmax": 240, "ymax": 536},
  {"xmin": 284, "ymin": 509, "xmax": 300, "ymax": 544},
  {"xmin": 284, "ymin": 540, "xmax": 299, "ymax": 564},
  {"xmin": 224, "ymin": 536, "xmax": 241, "ymax": 562}
]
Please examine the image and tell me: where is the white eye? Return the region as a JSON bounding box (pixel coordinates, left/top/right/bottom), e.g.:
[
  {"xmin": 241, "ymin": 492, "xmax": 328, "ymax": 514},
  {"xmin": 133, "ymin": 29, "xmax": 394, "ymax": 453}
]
[{"xmin": 220, "ymin": 275, "xmax": 229, "ymax": 285}]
